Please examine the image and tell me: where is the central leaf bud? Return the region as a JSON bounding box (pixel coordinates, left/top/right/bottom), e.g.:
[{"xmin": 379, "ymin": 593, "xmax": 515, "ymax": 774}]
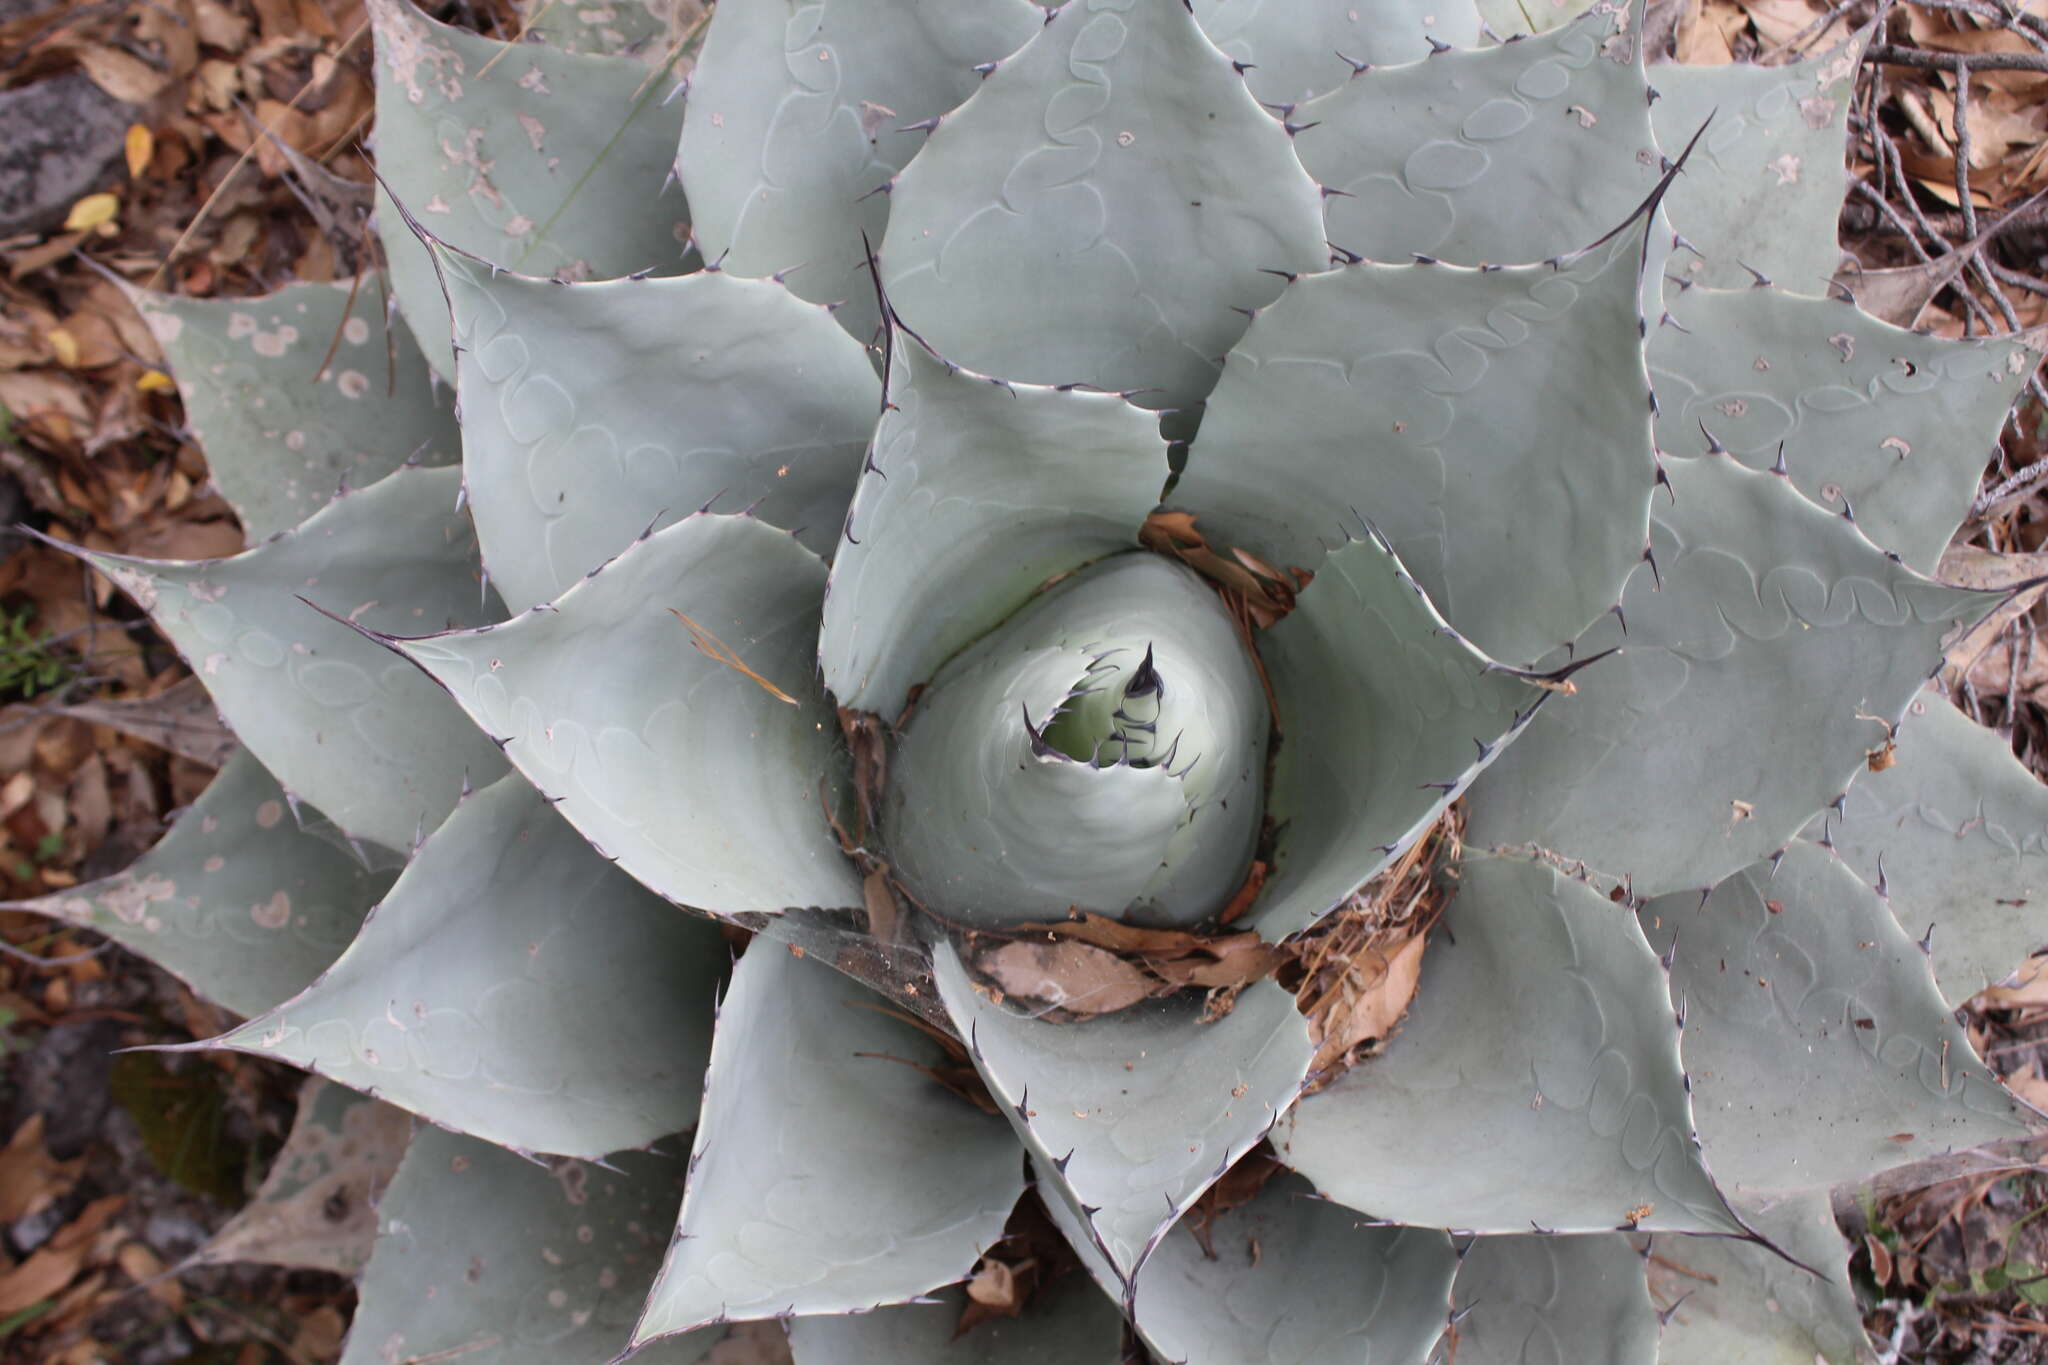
[{"xmin": 883, "ymin": 553, "xmax": 1268, "ymax": 929}]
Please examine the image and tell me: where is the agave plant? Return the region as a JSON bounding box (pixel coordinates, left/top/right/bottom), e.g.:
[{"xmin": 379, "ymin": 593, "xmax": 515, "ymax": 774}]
[{"xmin": 12, "ymin": 0, "xmax": 2048, "ymax": 1359}]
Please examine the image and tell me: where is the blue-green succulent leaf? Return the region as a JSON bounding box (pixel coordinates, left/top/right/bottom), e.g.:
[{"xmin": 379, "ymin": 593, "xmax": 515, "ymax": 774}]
[
  {"xmin": 342, "ymin": 1127, "xmax": 718, "ymax": 1365},
  {"xmin": 1652, "ymin": 1191, "xmax": 1870, "ymax": 1365},
  {"xmin": 1191, "ymin": 0, "xmax": 1481, "ymax": 107},
  {"xmin": 205, "ymin": 775, "xmax": 724, "ymax": 1158},
  {"xmin": 878, "ymin": 0, "xmax": 1328, "ymax": 415},
  {"xmin": 437, "ymin": 246, "xmax": 880, "ymax": 610},
  {"xmin": 819, "ymin": 342, "xmax": 1168, "ymax": 719},
  {"xmin": 516, "ymin": 0, "xmax": 684, "ymax": 57},
  {"xmin": 1651, "ymin": 285, "xmax": 2038, "ymax": 573},
  {"xmin": 885, "ymin": 553, "xmax": 1266, "ymax": 929},
  {"xmin": 1819, "ymin": 695, "xmax": 2048, "ymax": 1006},
  {"xmin": 1466, "ymin": 452, "xmax": 1997, "ymax": 898},
  {"xmin": 1447, "ymin": 1233, "xmax": 1657, "ymax": 1365},
  {"xmin": 368, "ymin": 0, "xmax": 691, "ymax": 379},
  {"xmin": 1275, "ymin": 852, "xmax": 1743, "ymax": 1236},
  {"xmin": 1124, "ymin": 1172, "xmax": 1456, "ymax": 1365},
  {"xmin": 633, "ymin": 943, "xmax": 1022, "ymax": 1341},
  {"xmin": 1639, "ymin": 840, "xmax": 2034, "ymax": 1195},
  {"xmin": 390, "ymin": 513, "xmax": 863, "ymax": 918},
  {"xmin": 1043, "ymin": 1159, "xmax": 1456, "ymax": 1365},
  {"xmin": 129, "ymin": 279, "xmax": 459, "ymax": 541},
  {"xmin": 1249, "ymin": 531, "xmax": 1540, "ymax": 941},
  {"xmin": 934, "ymin": 943, "xmax": 1314, "ymax": 1291},
  {"xmin": 786, "ymin": 1277, "xmax": 1123, "ymax": 1365},
  {"xmin": 1173, "ymin": 225, "xmax": 1655, "ymax": 666},
  {"xmin": 1651, "ymin": 41, "xmax": 1861, "ymax": 293},
  {"xmin": 60, "ymin": 465, "xmax": 508, "ymax": 853},
  {"xmin": 679, "ymin": 0, "xmax": 1041, "ymax": 343},
  {"xmin": 1295, "ymin": 2, "xmax": 1657, "ymax": 267},
  {"xmin": 190, "ymin": 1077, "xmax": 410, "ymax": 1276},
  {"xmin": 3, "ymin": 750, "xmax": 387, "ymax": 1019}
]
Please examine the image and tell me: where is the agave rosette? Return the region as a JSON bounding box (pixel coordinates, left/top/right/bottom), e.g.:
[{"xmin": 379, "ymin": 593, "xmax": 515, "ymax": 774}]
[{"xmin": 12, "ymin": 0, "xmax": 2048, "ymax": 1360}]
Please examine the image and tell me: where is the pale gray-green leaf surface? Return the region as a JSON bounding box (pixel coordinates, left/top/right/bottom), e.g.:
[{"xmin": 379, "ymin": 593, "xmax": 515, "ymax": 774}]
[
  {"xmin": 70, "ymin": 465, "xmax": 508, "ymax": 853},
  {"xmin": 1651, "ymin": 284, "xmax": 2037, "ymax": 573},
  {"xmin": 1639, "ymin": 841, "xmax": 2033, "ymax": 1195},
  {"xmin": 884, "ymin": 553, "xmax": 1267, "ymax": 928},
  {"xmin": 878, "ymin": 0, "xmax": 1328, "ymax": 414},
  {"xmin": 1295, "ymin": 3, "xmax": 1657, "ymax": 268},
  {"xmin": 343, "ymin": 1127, "xmax": 717, "ymax": 1365},
  {"xmin": 785, "ymin": 1278, "xmax": 1124, "ymax": 1365},
  {"xmin": 5, "ymin": 750, "xmax": 386, "ymax": 1019},
  {"xmin": 1249, "ymin": 530, "xmax": 1538, "ymax": 940},
  {"xmin": 819, "ymin": 341, "xmax": 1168, "ymax": 719},
  {"xmin": 1446, "ymin": 1233, "xmax": 1657, "ymax": 1365},
  {"xmin": 1191, "ymin": 0, "xmax": 1480, "ymax": 107},
  {"xmin": 634, "ymin": 943, "xmax": 1022, "ymax": 1341},
  {"xmin": 1650, "ymin": 1191, "xmax": 1869, "ymax": 1365},
  {"xmin": 368, "ymin": 0, "xmax": 691, "ymax": 378},
  {"xmin": 438, "ymin": 246, "xmax": 880, "ymax": 610},
  {"xmin": 1821, "ymin": 694, "xmax": 2048, "ymax": 1005},
  {"xmin": 1127, "ymin": 1173, "xmax": 1457, "ymax": 1365},
  {"xmin": 391, "ymin": 513, "xmax": 863, "ymax": 918},
  {"xmin": 1651, "ymin": 42, "xmax": 1860, "ymax": 292},
  {"xmin": 679, "ymin": 0, "xmax": 1041, "ymax": 343},
  {"xmin": 936, "ymin": 944, "xmax": 1314, "ymax": 1291},
  {"xmin": 1276, "ymin": 853, "xmax": 1742, "ymax": 1236},
  {"xmin": 208, "ymin": 775, "xmax": 725, "ymax": 1157},
  {"xmin": 1466, "ymin": 452, "xmax": 1996, "ymax": 897},
  {"xmin": 1172, "ymin": 226, "xmax": 1656, "ymax": 666},
  {"xmin": 129, "ymin": 279, "xmax": 458, "ymax": 541}
]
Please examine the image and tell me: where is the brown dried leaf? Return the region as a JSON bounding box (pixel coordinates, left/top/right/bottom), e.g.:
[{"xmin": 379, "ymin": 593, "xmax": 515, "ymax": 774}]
[
  {"xmin": 1303, "ymin": 929, "xmax": 1429, "ymax": 1084},
  {"xmin": 77, "ymin": 45, "xmax": 173, "ymax": 104},
  {"xmin": 0, "ymin": 1194, "xmax": 124, "ymax": 1316},
  {"xmin": 0, "ymin": 1115, "xmax": 83, "ymax": 1224},
  {"xmin": 978, "ymin": 939, "xmax": 1156, "ymax": 1014}
]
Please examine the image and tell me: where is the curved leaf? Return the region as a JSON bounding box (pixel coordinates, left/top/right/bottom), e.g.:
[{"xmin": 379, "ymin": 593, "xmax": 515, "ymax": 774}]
[
  {"xmin": 1126, "ymin": 1172, "xmax": 1456, "ymax": 1365},
  {"xmin": 1294, "ymin": 2, "xmax": 1656, "ymax": 267},
  {"xmin": 1446, "ymin": 1233, "xmax": 1657, "ymax": 1365},
  {"xmin": 207, "ymin": 775, "xmax": 724, "ymax": 1157},
  {"xmin": 1191, "ymin": 0, "xmax": 1480, "ymax": 108},
  {"xmin": 1275, "ymin": 852, "xmax": 1744, "ymax": 1236},
  {"xmin": 785, "ymin": 1277, "xmax": 1122, "ymax": 1365},
  {"xmin": 1651, "ymin": 284, "xmax": 2038, "ymax": 573},
  {"xmin": 342, "ymin": 1127, "xmax": 717, "ymax": 1365},
  {"xmin": 438, "ymin": 246, "xmax": 880, "ymax": 610},
  {"xmin": 934, "ymin": 943, "xmax": 1315, "ymax": 1292},
  {"xmin": 1465, "ymin": 451, "xmax": 1996, "ymax": 898},
  {"xmin": 367, "ymin": 0, "xmax": 691, "ymax": 378},
  {"xmin": 4, "ymin": 750, "xmax": 387, "ymax": 1019},
  {"xmin": 59, "ymin": 465, "xmax": 508, "ymax": 853},
  {"xmin": 878, "ymin": 0, "xmax": 1328, "ymax": 415},
  {"xmin": 633, "ymin": 943, "xmax": 1022, "ymax": 1342},
  {"xmin": 679, "ymin": 0, "xmax": 1041, "ymax": 342},
  {"xmin": 1651, "ymin": 1191, "xmax": 1869, "ymax": 1365},
  {"xmin": 517, "ymin": 0, "xmax": 684, "ymax": 57},
  {"xmin": 390, "ymin": 513, "xmax": 863, "ymax": 918},
  {"xmin": 884, "ymin": 553, "xmax": 1267, "ymax": 929},
  {"xmin": 129, "ymin": 279, "xmax": 459, "ymax": 541},
  {"xmin": 1821, "ymin": 695, "xmax": 2048, "ymax": 1006},
  {"xmin": 1638, "ymin": 840, "xmax": 2032, "ymax": 1196},
  {"xmin": 819, "ymin": 342, "xmax": 1168, "ymax": 719},
  {"xmin": 1249, "ymin": 529, "xmax": 1540, "ymax": 941},
  {"xmin": 190, "ymin": 1077, "xmax": 408, "ymax": 1275},
  {"xmin": 1172, "ymin": 224, "xmax": 1656, "ymax": 666},
  {"xmin": 1651, "ymin": 41, "xmax": 1860, "ymax": 293}
]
